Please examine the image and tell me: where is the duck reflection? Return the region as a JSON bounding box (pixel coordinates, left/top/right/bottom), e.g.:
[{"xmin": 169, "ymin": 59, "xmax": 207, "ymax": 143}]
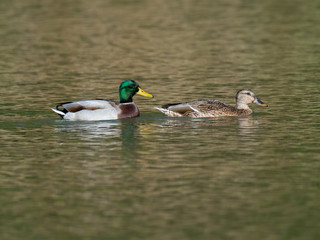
[
  {"xmin": 54, "ymin": 118, "xmax": 140, "ymax": 159},
  {"xmin": 119, "ymin": 119, "xmax": 139, "ymax": 160},
  {"xmin": 153, "ymin": 115, "xmax": 262, "ymax": 154},
  {"xmin": 156, "ymin": 115, "xmax": 260, "ymax": 135},
  {"xmin": 53, "ymin": 115, "xmax": 262, "ymax": 161},
  {"xmin": 237, "ymin": 115, "xmax": 261, "ymax": 136},
  {"xmin": 54, "ymin": 120, "xmax": 122, "ymax": 139}
]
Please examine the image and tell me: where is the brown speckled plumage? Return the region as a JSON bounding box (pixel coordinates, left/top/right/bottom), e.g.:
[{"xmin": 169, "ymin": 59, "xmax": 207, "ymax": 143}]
[{"xmin": 155, "ymin": 89, "xmax": 267, "ymax": 118}]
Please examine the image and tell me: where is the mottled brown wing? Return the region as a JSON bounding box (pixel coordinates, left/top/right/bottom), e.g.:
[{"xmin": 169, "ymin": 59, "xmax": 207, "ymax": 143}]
[
  {"xmin": 188, "ymin": 100, "xmax": 236, "ymax": 117},
  {"xmin": 195, "ymin": 100, "xmax": 230, "ymax": 111}
]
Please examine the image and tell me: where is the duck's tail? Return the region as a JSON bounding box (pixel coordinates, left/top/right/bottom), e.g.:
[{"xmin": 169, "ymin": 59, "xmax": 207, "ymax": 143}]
[
  {"xmin": 51, "ymin": 108, "xmax": 66, "ymax": 118},
  {"xmin": 154, "ymin": 107, "xmax": 183, "ymax": 117}
]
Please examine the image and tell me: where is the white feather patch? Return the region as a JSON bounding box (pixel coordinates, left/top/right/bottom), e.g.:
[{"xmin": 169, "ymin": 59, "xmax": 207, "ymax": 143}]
[
  {"xmin": 154, "ymin": 107, "xmax": 183, "ymax": 117},
  {"xmin": 51, "ymin": 108, "xmax": 66, "ymax": 116}
]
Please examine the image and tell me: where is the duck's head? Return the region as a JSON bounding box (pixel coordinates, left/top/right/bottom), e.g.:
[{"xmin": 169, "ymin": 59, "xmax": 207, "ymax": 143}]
[
  {"xmin": 119, "ymin": 80, "xmax": 153, "ymax": 103},
  {"xmin": 236, "ymin": 89, "xmax": 268, "ymax": 109}
]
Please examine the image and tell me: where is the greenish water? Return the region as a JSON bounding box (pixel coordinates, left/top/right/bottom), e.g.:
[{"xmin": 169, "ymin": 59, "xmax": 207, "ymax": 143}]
[{"xmin": 1, "ymin": 0, "xmax": 320, "ymax": 240}]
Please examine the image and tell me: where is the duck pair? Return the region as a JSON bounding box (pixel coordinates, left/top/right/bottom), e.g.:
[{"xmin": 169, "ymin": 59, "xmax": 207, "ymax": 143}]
[{"xmin": 51, "ymin": 80, "xmax": 268, "ymax": 121}]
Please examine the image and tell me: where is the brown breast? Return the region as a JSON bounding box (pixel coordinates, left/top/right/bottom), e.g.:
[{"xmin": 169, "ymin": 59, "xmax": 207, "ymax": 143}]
[{"xmin": 117, "ymin": 103, "xmax": 140, "ymax": 119}]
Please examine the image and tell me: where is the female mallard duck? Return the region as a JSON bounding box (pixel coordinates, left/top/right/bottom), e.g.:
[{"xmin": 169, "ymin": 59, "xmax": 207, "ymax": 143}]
[
  {"xmin": 51, "ymin": 80, "xmax": 153, "ymax": 121},
  {"xmin": 155, "ymin": 89, "xmax": 267, "ymax": 118}
]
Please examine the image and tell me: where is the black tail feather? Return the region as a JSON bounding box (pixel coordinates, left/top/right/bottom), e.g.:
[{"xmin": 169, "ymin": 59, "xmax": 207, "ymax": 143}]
[{"xmin": 55, "ymin": 103, "xmax": 68, "ymax": 118}]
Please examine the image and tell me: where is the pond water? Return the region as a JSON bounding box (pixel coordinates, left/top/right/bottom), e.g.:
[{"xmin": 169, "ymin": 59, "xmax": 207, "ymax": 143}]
[{"xmin": 0, "ymin": 0, "xmax": 320, "ymax": 239}]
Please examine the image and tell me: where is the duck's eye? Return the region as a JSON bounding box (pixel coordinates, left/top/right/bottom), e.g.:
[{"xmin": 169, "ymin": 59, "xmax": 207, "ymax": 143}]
[
  {"xmin": 128, "ymin": 84, "xmax": 135, "ymax": 88},
  {"xmin": 246, "ymin": 93, "xmax": 251, "ymax": 96}
]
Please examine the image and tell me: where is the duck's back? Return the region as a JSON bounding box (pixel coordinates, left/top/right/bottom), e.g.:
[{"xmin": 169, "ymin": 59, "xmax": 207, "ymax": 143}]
[
  {"xmin": 58, "ymin": 99, "xmax": 119, "ymax": 120},
  {"xmin": 61, "ymin": 99, "xmax": 119, "ymax": 112},
  {"xmin": 189, "ymin": 100, "xmax": 237, "ymax": 117}
]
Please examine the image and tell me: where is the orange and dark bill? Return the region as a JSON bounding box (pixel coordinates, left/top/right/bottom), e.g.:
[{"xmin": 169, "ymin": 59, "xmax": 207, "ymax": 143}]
[{"xmin": 253, "ymin": 98, "xmax": 268, "ymax": 107}]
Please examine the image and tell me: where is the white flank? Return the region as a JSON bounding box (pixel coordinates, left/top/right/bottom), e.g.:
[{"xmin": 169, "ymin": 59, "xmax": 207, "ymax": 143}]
[
  {"xmin": 52, "ymin": 100, "xmax": 122, "ymax": 121},
  {"xmin": 63, "ymin": 108, "xmax": 119, "ymax": 121}
]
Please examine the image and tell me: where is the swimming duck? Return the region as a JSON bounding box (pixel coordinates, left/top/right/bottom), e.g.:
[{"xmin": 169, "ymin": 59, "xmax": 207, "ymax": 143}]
[
  {"xmin": 155, "ymin": 89, "xmax": 267, "ymax": 118},
  {"xmin": 51, "ymin": 80, "xmax": 153, "ymax": 121}
]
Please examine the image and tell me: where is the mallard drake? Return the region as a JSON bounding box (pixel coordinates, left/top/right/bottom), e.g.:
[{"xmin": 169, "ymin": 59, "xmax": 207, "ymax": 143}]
[
  {"xmin": 51, "ymin": 80, "xmax": 153, "ymax": 121},
  {"xmin": 155, "ymin": 89, "xmax": 267, "ymax": 118}
]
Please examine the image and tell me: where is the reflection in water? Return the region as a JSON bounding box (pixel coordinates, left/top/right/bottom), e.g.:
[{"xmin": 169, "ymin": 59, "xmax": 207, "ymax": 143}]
[
  {"xmin": 156, "ymin": 115, "xmax": 261, "ymax": 134},
  {"xmin": 237, "ymin": 115, "xmax": 261, "ymax": 135},
  {"xmin": 52, "ymin": 116, "xmax": 261, "ymax": 164},
  {"xmin": 53, "ymin": 119, "xmax": 140, "ymax": 160},
  {"xmin": 120, "ymin": 120, "xmax": 139, "ymax": 160},
  {"xmin": 54, "ymin": 120, "xmax": 122, "ymax": 141},
  {"xmin": 153, "ymin": 115, "xmax": 263, "ymax": 155}
]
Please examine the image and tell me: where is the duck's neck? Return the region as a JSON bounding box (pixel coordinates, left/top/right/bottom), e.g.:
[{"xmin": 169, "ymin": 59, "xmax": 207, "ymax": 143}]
[
  {"xmin": 236, "ymin": 102, "xmax": 251, "ymax": 110},
  {"xmin": 120, "ymin": 97, "xmax": 133, "ymax": 103},
  {"xmin": 235, "ymin": 103, "xmax": 252, "ymax": 115}
]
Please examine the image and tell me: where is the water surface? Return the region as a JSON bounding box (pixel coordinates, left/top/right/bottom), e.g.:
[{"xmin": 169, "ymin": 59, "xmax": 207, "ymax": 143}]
[{"xmin": 0, "ymin": 0, "xmax": 320, "ymax": 240}]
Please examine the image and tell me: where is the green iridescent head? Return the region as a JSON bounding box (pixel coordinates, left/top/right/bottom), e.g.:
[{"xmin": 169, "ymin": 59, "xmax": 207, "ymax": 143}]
[{"xmin": 119, "ymin": 80, "xmax": 153, "ymax": 103}]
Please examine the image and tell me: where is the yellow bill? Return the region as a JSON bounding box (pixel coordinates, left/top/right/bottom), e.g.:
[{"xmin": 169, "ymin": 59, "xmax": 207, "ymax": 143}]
[{"xmin": 137, "ymin": 87, "xmax": 153, "ymax": 98}]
